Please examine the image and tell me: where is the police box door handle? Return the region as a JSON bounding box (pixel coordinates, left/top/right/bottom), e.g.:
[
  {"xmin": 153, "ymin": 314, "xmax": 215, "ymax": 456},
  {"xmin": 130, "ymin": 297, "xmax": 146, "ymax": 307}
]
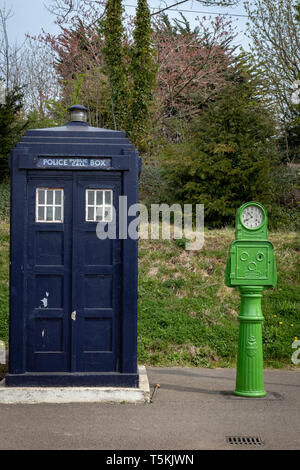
[{"xmin": 71, "ymin": 311, "xmax": 77, "ymax": 321}]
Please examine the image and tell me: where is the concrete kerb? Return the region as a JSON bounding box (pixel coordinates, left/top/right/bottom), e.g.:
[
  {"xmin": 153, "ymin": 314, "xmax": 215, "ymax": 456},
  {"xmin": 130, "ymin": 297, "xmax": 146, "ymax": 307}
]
[{"xmin": 0, "ymin": 365, "xmax": 150, "ymax": 404}]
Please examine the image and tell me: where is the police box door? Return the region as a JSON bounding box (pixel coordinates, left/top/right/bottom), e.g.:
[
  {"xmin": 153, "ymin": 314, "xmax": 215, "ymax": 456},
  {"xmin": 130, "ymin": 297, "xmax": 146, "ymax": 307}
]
[{"xmin": 26, "ymin": 172, "xmax": 121, "ymax": 373}]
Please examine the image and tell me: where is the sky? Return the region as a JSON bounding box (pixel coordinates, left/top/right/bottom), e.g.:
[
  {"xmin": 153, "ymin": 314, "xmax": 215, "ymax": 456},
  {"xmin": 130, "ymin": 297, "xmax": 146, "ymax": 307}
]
[{"xmin": 4, "ymin": 0, "xmax": 252, "ymax": 51}]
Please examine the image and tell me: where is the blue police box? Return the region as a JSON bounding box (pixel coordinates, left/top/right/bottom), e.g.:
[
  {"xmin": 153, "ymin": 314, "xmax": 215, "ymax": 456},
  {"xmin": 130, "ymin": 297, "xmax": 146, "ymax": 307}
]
[{"xmin": 6, "ymin": 105, "xmax": 141, "ymax": 387}]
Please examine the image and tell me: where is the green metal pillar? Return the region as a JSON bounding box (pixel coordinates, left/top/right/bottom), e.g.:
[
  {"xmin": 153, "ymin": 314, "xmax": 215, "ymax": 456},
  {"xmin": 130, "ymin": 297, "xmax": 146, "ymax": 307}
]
[
  {"xmin": 234, "ymin": 286, "xmax": 266, "ymax": 397},
  {"xmin": 225, "ymin": 202, "xmax": 277, "ymax": 398}
]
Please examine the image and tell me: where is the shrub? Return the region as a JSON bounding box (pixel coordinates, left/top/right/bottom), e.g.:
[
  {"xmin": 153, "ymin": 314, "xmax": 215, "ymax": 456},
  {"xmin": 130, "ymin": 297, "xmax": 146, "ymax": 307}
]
[
  {"xmin": 139, "ymin": 165, "xmax": 169, "ymax": 208},
  {"xmin": 0, "ymin": 180, "xmax": 10, "ymax": 222},
  {"xmin": 158, "ymin": 59, "xmax": 280, "ymax": 227}
]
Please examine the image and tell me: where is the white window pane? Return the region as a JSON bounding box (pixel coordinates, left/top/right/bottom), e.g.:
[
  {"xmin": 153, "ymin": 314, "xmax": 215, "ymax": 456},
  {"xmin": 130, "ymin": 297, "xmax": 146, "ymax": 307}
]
[
  {"xmin": 104, "ymin": 207, "xmax": 112, "ymax": 222},
  {"xmin": 87, "ymin": 207, "xmax": 95, "ymax": 221},
  {"xmin": 105, "ymin": 191, "xmax": 112, "ymax": 204},
  {"xmin": 55, "ymin": 207, "xmax": 62, "ymax": 221},
  {"xmin": 47, "ymin": 190, "xmax": 53, "ymax": 204},
  {"xmin": 96, "ymin": 206, "xmax": 103, "ymax": 221},
  {"xmin": 87, "ymin": 191, "xmax": 95, "ymax": 205},
  {"xmin": 96, "ymin": 191, "xmax": 103, "ymax": 205},
  {"xmin": 55, "ymin": 190, "xmax": 62, "ymax": 205},
  {"xmin": 38, "ymin": 189, "xmax": 45, "ymax": 205},
  {"xmin": 46, "ymin": 207, "xmax": 53, "ymax": 221},
  {"xmin": 38, "ymin": 206, "xmax": 45, "ymax": 221}
]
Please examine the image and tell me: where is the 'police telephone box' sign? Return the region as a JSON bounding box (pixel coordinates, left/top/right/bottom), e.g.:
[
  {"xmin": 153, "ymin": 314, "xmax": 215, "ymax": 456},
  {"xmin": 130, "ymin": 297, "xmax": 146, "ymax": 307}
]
[
  {"xmin": 37, "ymin": 157, "xmax": 111, "ymax": 169},
  {"xmin": 6, "ymin": 105, "xmax": 141, "ymax": 388}
]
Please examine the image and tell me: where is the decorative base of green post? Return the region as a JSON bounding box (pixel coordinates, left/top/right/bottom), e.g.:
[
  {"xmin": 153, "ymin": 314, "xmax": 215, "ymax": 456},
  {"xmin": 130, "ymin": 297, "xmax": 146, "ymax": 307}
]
[{"xmin": 234, "ymin": 286, "xmax": 266, "ymax": 397}]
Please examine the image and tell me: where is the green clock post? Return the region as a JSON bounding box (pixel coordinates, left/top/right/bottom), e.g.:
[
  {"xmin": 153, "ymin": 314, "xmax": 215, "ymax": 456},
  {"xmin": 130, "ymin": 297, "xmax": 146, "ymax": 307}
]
[{"xmin": 225, "ymin": 202, "xmax": 277, "ymax": 397}]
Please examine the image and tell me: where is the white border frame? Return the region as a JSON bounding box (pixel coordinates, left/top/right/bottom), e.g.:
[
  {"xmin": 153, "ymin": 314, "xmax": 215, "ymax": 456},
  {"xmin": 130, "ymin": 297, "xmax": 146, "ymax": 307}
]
[{"xmin": 36, "ymin": 188, "xmax": 64, "ymax": 223}]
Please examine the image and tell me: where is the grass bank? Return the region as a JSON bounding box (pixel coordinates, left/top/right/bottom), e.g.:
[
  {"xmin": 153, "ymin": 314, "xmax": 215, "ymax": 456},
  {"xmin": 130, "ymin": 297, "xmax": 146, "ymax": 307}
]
[
  {"xmin": 137, "ymin": 229, "xmax": 299, "ymax": 368},
  {"xmin": 0, "ymin": 219, "xmax": 298, "ymax": 368}
]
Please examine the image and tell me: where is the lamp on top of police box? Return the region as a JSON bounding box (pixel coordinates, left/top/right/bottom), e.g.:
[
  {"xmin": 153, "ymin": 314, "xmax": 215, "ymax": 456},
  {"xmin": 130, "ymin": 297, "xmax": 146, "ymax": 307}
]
[{"xmin": 68, "ymin": 104, "xmax": 88, "ymax": 123}]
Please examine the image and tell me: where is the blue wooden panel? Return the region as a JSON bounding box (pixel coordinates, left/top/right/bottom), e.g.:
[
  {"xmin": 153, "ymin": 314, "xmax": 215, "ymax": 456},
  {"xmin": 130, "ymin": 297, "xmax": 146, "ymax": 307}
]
[
  {"xmin": 84, "ymin": 233, "xmax": 112, "ymax": 266},
  {"xmin": 35, "ymin": 275, "xmax": 64, "ymax": 309},
  {"xmin": 84, "ymin": 318, "xmax": 112, "ymax": 352},
  {"xmin": 26, "ymin": 128, "xmax": 126, "ymax": 138},
  {"xmin": 36, "ymin": 231, "xmax": 64, "ymax": 266},
  {"xmin": 8, "ymin": 149, "xmax": 27, "ymax": 374},
  {"xmin": 17, "ymin": 142, "xmax": 133, "ymax": 156},
  {"xmin": 73, "ymin": 174, "xmax": 121, "ymax": 372},
  {"xmin": 84, "ymin": 275, "xmax": 112, "ymax": 308},
  {"xmin": 26, "ymin": 175, "xmax": 73, "ymax": 373},
  {"xmin": 120, "ymin": 150, "xmax": 139, "ymax": 374},
  {"xmin": 35, "ymin": 318, "xmax": 63, "ymax": 352},
  {"xmin": 21, "ymin": 136, "xmax": 129, "ymax": 145}
]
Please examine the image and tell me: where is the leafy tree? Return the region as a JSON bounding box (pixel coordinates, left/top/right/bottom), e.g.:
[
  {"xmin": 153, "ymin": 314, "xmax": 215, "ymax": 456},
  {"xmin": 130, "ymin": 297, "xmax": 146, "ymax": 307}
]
[
  {"xmin": 130, "ymin": 0, "xmax": 156, "ymax": 153},
  {"xmin": 26, "ymin": 109, "xmax": 59, "ymax": 129},
  {"xmin": 159, "ymin": 57, "xmax": 279, "ymax": 227},
  {"xmin": 152, "ymin": 14, "xmax": 236, "ymax": 145},
  {"xmin": 288, "ymin": 2, "xmax": 300, "ymax": 162},
  {"xmin": 102, "ymin": 0, "xmax": 129, "ymax": 131},
  {"xmin": 0, "ymin": 86, "xmax": 27, "ymax": 181},
  {"xmin": 41, "ymin": 18, "xmax": 109, "ymax": 126},
  {"xmin": 50, "ymin": 19, "xmax": 104, "ymax": 83}
]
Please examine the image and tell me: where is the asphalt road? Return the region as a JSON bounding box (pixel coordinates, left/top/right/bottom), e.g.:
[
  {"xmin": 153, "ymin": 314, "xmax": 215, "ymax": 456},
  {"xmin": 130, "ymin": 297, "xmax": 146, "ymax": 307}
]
[{"xmin": 0, "ymin": 367, "xmax": 299, "ymax": 450}]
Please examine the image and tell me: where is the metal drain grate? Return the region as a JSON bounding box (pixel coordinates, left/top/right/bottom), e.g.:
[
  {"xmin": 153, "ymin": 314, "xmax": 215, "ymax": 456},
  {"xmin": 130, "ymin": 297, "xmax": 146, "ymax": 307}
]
[{"xmin": 226, "ymin": 436, "xmax": 264, "ymax": 446}]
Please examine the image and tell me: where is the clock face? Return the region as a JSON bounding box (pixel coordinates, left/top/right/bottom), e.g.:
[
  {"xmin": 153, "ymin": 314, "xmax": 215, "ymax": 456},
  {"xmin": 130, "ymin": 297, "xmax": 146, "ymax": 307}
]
[{"xmin": 241, "ymin": 205, "xmax": 264, "ymax": 229}]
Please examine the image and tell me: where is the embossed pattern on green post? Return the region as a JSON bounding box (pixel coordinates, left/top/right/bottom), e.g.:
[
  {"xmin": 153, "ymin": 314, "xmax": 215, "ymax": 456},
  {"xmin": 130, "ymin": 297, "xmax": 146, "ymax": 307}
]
[{"xmin": 235, "ymin": 286, "xmax": 266, "ymax": 397}]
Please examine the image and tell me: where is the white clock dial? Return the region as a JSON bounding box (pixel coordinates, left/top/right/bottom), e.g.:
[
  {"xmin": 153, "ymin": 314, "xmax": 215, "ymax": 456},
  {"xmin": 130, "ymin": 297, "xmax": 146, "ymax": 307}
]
[{"xmin": 241, "ymin": 205, "xmax": 264, "ymax": 229}]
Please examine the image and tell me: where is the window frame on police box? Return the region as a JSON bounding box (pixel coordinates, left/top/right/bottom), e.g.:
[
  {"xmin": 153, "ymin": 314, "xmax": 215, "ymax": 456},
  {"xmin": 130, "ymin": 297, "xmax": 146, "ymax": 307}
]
[
  {"xmin": 85, "ymin": 189, "xmax": 113, "ymax": 223},
  {"xmin": 35, "ymin": 188, "xmax": 64, "ymax": 223}
]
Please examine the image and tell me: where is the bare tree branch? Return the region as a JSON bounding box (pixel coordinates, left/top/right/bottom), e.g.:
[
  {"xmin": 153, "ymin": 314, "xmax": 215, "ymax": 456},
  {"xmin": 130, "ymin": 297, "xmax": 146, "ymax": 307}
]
[
  {"xmin": 45, "ymin": 0, "xmax": 241, "ymax": 25},
  {"xmin": 245, "ymin": 0, "xmax": 300, "ymax": 125},
  {"xmin": 0, "ymin": 3, "xmax": 13, "ymax": 87},
  {"xmin": 0, "ymin": 3, "xmax": 24, "ymax": 91}
]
